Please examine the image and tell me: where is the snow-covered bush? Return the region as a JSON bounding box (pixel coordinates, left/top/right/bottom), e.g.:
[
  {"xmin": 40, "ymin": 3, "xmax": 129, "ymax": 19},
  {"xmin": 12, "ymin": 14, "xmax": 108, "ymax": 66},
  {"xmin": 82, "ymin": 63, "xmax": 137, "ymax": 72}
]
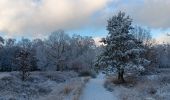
[{"xmin": 78, "ymin": 70, "xmax": 96, "ymax": 78}]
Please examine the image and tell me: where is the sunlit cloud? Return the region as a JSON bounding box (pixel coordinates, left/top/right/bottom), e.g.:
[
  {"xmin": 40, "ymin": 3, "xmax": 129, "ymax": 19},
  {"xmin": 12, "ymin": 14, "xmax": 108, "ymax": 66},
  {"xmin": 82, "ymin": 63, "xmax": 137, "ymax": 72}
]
[
  {"xmin": 0, "ymin": 0, "xmax": 112, "ymax": 38},
  {"xmin": 114, "ymin": 0, "xmax": 170, "ymax": 29}
]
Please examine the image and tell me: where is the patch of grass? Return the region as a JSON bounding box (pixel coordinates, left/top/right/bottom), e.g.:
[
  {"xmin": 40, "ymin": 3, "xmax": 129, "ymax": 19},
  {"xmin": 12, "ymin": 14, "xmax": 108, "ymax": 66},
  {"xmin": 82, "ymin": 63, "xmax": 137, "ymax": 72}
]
[
  {"xmin": 1, "ymin": 76, "xmax": 13, "ymax": 82},
  {"xmin": 83, "ymin": 77, "xmax": 91, "ymax": 83},
  {"xmin": 38, "ymin": 86, "xmax": 52, "ymax": 95},
  {"xmin": 104, "ymin": 75, "xmax": 137, "ymax": 88},
  {"xmin": 73, "ymin": 85, "xmax": 83, "ymax": 100},
  {"xmin": 71, "ymin": 78, "xmax": 89, "ymax": 100},
  {"xmin": 61, "ymin": 84, "xmax": 73, "ymax": 95},
  {"xmin": 148, "ymin": 87, "xmax": 157, "ymax": 95},
  {"xmin": 104, "ymin": 72, "xmax": 170, "ymax": 100},
  {"xmin": 104, "ymin": 76, "xmax": 115, "ymax": 91},
  {"xmin": 119, "ymin": 90, "xmax": 142, "ymax": 100}
]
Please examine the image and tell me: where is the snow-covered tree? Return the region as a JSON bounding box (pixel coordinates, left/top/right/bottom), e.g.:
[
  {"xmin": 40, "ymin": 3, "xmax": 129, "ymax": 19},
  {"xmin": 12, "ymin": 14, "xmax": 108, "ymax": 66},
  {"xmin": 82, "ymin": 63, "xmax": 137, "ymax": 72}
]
[
  {"xmin": 0, "ymin": 38, "xmax": 18, "ymax": 71},
  {"xmin": 46, "ymin": 30, "xmax": 70, "ymax": 71},
  {"xmin": 0, "ymin": 36, "xmax": 4, "ymax": 48},
  {"xmin": 96, "ymin": 12, "xmax": 149, "ymax": 83},
  {"xmin": 131, "ymin": 26, "xmax": 157, "ymax": 70},
  {"xmin": 0, "ymin": 33, "xmax": 97, "ymax": 72},
  {"xmin": 16, "ymin": 49, "xmax": 31, "ymax": 81},
  {"xmin": 69, "ymin": 35, "xmax": 96, "ymax": 71},
  {"xmin": 32, "ymin": 39, "xmax": 49, "ymax": 71}
]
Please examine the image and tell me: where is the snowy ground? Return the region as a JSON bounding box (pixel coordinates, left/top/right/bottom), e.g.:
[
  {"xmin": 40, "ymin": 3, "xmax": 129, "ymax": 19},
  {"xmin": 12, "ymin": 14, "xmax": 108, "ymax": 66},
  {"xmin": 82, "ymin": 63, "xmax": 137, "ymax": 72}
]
[
  {"xmin": 81, "ymin": 73, "xmax": 117, "ymax": 100},
  {"xmin": 0, "ymin": 71, "xmax": 87, "ymax": 100},
  {"xmin": 0, "ymin": 72, "xmax": 10, "ymax": 79},
  {"xmin": 0, "ymin": 69, "xmax": 170, "ymax": 100},
  {"xmin": 104, "ymin": 68, "xmax": 170, "ymax": 100}
]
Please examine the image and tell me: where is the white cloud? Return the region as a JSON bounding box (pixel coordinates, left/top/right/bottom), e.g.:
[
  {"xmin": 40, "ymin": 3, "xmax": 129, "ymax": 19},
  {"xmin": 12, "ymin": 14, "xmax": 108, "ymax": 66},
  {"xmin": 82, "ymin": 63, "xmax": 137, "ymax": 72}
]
[
  {"xmin": 2, "ymin": 0, "xmax": 170, "ymax": 38},
  {"xmin": 116, "ymin": 0, "xmax": 170, "ymax": 29},
  {"xmin": 0, "ymin": 0, "xmax": 112, "ymax": 38}
]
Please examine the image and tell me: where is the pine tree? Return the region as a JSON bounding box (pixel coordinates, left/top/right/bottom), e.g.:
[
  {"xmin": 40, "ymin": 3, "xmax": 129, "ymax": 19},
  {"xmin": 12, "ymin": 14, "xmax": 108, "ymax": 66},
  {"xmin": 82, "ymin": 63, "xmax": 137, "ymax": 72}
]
[{"xmin": 96, "ymin": 12, "xmax": 149, "ymax": 83}]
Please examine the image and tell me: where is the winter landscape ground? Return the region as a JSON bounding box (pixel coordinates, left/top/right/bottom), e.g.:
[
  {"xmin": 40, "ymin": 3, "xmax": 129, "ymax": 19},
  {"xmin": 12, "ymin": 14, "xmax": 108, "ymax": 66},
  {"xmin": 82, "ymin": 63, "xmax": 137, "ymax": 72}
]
[{"xmin": 0, "ymin": 69, "xmax": 170, "ymax": 100}]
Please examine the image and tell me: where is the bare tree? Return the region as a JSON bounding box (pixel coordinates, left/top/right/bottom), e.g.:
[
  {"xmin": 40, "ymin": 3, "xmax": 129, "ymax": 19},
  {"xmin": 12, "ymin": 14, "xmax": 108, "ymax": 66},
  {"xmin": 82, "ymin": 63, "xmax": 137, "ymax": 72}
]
[
  {"xmin": 46, "ymin": 30, "xmax": 70, "ymax": 71},
  {"xmin": 131, "ymin": 26, "xmax": 153, "ymax": 47},
  {"xmin": 131, "ymin": 26, "xmax": 158, "ymax": 70}
]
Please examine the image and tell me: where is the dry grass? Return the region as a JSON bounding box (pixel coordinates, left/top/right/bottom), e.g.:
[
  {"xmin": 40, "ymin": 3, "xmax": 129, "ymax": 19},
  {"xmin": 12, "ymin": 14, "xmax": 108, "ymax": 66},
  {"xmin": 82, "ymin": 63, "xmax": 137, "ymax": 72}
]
[
  {"xmin": 104, "ymin": 75, "xmax": 137, "ymax": 90},
  {"xmin": 78, "ymin": 70, "xmax": 96, "ymax": 78},
  {"xmin": 57, "ymin": 77, "xmax": 89, "ymax": 100},
  {"xmin": 73, "ymin": 95, "xmax": 79, "ymax": 100},
  {"xmin": 61, "ymin": 84, "xmax": 74, "ymax": 95},
  {"xmin": 117, "ymin": 79, "xmax": 161, "ymax": 100},
  {"xmin": 72, "ymin": 77, "xmax": 89, "ymax": 100},
  {"xmin": 73, "ymin": 85, "xmax": 83, "ymax": 100},
  {"xmin": 119, "ymin": 88, "xmax": 141, "ymax": 100},
  {"xmin": 0, "ymin": 71, "xmax": 90, "ymax": 100},
  {"xmin": 119, "ymin": 77, "xmax": 167, "ymax": 100},
  {"xmin": 0, "ymin": 71, "xmax": 82, "ymax": 100},
  {"xmin": 104, "ymin": 72, "xmax": 170, "ymax": 100},
  {"xmin": 39, "ymin": 78, "xmax": 87, "ymax": 100},
  {"xmin": 83, "ymin": 77, "xmax": 91, "ymax": 83}
]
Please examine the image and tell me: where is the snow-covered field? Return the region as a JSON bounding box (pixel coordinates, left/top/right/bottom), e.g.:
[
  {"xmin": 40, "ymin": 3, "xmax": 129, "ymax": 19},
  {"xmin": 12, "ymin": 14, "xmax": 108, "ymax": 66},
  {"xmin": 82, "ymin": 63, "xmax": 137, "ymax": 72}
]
[
  {"xmin": 0, "ymin": 71, "xmax": 87, "ymax": 100},
  {"xmin": 104, "ymin": 69, "xmax": 170, "ymax": 100},
  {"xmin": 0, "ymin": 69, "xmax": 170, "ymax": 100}
]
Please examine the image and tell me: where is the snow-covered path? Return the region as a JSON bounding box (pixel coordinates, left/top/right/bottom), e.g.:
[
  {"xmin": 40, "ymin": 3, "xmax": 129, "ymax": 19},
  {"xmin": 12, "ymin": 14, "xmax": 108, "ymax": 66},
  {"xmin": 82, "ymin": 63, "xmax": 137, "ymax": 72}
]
[
  {"xmin": 81, "ymin": 73, "xmax": 117, "ymax": 100},
  {"xmin": 0, "ymin": 72, "xmax": 10, "ymax": 79}
]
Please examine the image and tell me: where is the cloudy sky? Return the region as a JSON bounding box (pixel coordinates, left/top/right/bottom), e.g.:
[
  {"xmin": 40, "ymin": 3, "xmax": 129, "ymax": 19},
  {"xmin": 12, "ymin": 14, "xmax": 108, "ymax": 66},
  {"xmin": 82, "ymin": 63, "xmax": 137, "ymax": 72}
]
[{"xmin": 0, "ymin": 0, "xmax": 170, "ymax": 42}]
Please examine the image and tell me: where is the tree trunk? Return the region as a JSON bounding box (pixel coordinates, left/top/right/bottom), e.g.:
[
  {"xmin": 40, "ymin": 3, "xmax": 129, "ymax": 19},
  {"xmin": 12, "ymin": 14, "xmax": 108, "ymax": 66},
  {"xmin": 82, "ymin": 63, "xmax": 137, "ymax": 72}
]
[
  {"xmin": 22, "ymin": 71, "xmax": 26, "ymax": 81},
  {"xmin": 118, "ymin": 70, "xmax": 125, "ymax": 83}
]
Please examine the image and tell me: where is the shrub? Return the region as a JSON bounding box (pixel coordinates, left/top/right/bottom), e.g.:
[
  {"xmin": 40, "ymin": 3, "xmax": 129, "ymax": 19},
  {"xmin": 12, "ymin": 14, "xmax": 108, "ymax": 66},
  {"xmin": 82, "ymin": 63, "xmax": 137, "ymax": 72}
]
[
  {"xmin": 83, "ymin": 77, "xmax": 90, "ymax": 83},
  {"xmin": 148, "ymin": 87, "xmax": 157, "ymax": 95},
  {"xmin": 78, "ymin": 70, "xmax": 96, "ymax": 78}
]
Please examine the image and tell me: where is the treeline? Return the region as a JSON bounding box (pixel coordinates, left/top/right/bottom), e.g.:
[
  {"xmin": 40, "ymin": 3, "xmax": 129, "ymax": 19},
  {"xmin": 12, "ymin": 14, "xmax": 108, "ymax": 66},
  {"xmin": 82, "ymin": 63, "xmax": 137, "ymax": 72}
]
[
  {"xmin": 155, "ymin": 44, "xmax": 170, "ymax": 68},
  {"xmin": 130, "ymin": 26, "xmax": 170, "ymax": 69},
  {"xmin": 0, "ymin": 27, "xmax": 170, "ymax": 73},
  {"xmin": 0, "ymin": 30, "xmax": 97, "ymax": 72}
]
